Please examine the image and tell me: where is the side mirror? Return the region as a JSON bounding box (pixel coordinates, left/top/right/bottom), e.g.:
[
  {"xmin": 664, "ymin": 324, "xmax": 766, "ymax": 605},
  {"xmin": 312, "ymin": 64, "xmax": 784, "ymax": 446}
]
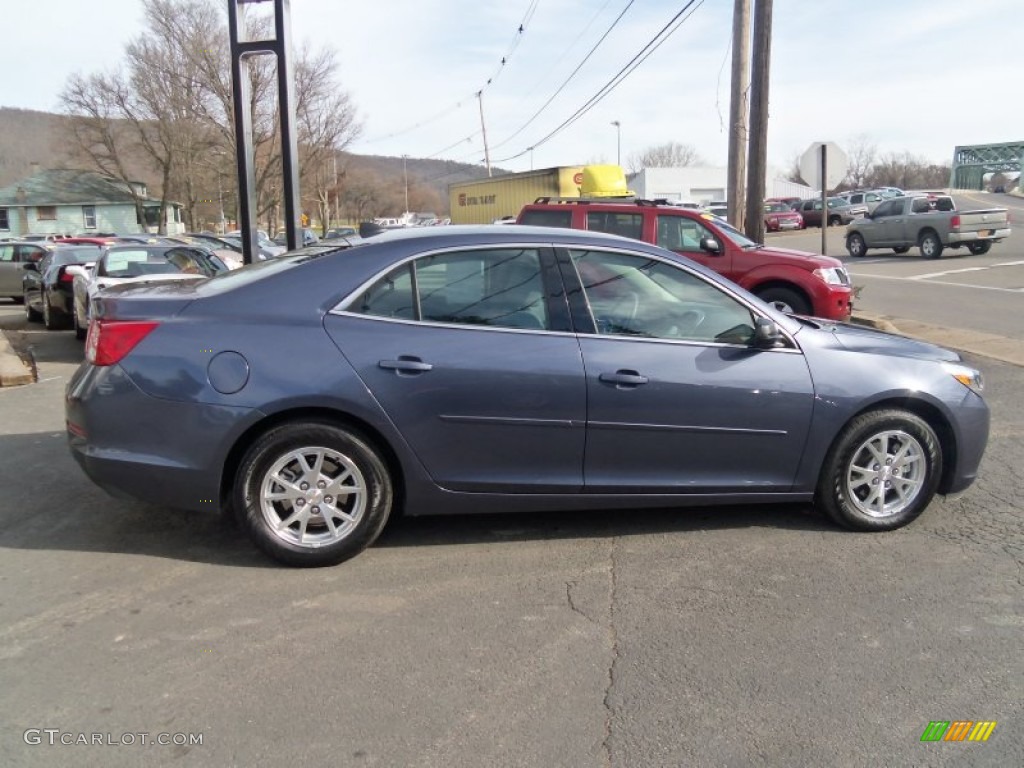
[
  {"xmin": 22, "ymin": 261, "xmax": 39, "ymax": 272},
  {"xmin": 753, "ymin": 317, "xmax": 783, "ymax": 348},
  {"xmin": 699, "ymin": 236, "xmax": 721, "ymax": 254}
]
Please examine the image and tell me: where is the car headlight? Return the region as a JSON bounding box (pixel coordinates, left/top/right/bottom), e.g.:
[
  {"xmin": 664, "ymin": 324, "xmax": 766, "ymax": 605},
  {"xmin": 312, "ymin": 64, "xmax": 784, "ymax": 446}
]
[
  {"xmin": 944, "ymin": 362, "xmax": 984, "ymax": 395},
  {"xmin": 813, "ymin": 267, "xmax": 849, "ymax": 286}
]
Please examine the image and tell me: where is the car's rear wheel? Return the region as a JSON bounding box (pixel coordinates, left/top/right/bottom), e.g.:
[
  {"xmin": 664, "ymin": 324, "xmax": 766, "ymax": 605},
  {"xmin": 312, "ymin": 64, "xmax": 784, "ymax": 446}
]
[
  {"xmin": 846, "ymin": 233, "xmax": 867, "ymax": 257},
  {"xmin": 816, "ymin": 409, "xmax": 941, "ymax": 531},
  {"xmin": 756, "ymin": 286, "xmax": 811, "ymax": 316},
  {"xmin": 892, "ymin": 246, "xmax": 910, "ymax": 254},
  {"xmin": 828, "ymin": 215, "xmax": 842, "ymax": 227},
  {"xmin": 919, "ymin": 231, "xmax": 943, "ymax": 259},
  {"xmin": 967, "ymin": 241, "xmax": 991, "ymax": 255},
  {"xmin": 11, "ymin": 295, "xmax": 24, "ymax": 305},
  {"xmin": 43, "ymin": 293, "xmax": 63, "ymax": 330},
  {"xmin": 73, "ymin": 304, "xmax": 86, "ymax": 340},
  {"xmin": 235, "ymin": 422, "xmax": 393, "ymax": 567},
  {"xmin": 24, "ymin": 293, "xmax": 41, "ymax": 322}
]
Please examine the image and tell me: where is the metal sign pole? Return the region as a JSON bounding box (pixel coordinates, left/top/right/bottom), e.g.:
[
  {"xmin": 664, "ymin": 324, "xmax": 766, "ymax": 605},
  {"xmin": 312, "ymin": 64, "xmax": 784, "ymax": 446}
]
[
  {"xmin": 228, "ymin": 0, "xmax": 301, "ymax": 263},
  {"xmin": 820, "ymin": 143, "xmax": 827, "ymax": 256}
]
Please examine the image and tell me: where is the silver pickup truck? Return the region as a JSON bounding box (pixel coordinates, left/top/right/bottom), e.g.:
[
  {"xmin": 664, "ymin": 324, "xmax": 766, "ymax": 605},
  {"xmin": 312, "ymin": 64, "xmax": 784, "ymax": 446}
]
[{"xmin": 844, "ymin": 195, "xmax": 1010, "ymax": 259}]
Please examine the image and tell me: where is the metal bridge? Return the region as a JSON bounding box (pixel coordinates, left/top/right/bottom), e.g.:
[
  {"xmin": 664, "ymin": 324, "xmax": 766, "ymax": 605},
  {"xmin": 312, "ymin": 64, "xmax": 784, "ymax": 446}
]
[{"xmin": 950, "ymin": 141, "xmax": 1023, "ymax": 190}]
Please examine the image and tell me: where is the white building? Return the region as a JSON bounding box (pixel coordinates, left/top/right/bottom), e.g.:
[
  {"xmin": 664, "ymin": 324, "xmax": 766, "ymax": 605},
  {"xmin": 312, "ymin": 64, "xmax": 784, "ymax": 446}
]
[{"xmin": 629, "ymin": 166, "xmax": 816, "ymax": 205}]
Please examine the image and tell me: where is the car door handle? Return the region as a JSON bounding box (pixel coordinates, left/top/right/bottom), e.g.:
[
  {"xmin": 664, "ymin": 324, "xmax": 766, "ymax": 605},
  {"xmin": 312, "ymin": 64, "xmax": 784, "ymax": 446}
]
[
  {"xmin": 599, "ymin": 370, "xmax": 649, "ymax": 388},
  {"xmin": 379, "ymin": 356, "xmax": 433, "ymax": 374}
]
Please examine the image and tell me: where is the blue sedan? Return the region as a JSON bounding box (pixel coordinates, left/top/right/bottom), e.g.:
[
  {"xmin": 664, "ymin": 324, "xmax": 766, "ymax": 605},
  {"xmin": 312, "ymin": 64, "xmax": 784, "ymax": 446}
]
[{"xmin": 66, "ymin": 226, "xmax": 989, "ymax": 566}]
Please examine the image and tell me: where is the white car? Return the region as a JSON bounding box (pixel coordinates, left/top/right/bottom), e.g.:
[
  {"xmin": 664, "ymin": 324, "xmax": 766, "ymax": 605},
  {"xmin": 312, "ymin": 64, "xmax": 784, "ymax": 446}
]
[{"xmin": 72, "ymin": 244, "xmax": 229, "ymax": 339}]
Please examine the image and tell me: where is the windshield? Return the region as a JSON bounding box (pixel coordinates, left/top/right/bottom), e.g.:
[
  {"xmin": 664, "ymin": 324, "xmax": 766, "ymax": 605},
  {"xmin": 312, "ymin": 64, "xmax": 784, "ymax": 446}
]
[
  {"xmin": 764, "ymin": 203, "xmax": 789, "ymax": 213},
  {"xmin": 100, "ymin": 247, "xmax": 219, "ymax": 278},
  {"xmin": 708, "ymin": 217, "xmax": 759, "ymax": 248},
  {"xmin": 826, "ymin": 198, "xmax": 846, "ymax": 208}
]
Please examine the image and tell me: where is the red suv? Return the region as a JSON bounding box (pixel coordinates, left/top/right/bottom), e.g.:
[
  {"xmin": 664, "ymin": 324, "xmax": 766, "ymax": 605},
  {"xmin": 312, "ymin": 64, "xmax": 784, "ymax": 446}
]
[{"xmin": 517, "ymin": 199, "xmax": 852, "ymax": 320}]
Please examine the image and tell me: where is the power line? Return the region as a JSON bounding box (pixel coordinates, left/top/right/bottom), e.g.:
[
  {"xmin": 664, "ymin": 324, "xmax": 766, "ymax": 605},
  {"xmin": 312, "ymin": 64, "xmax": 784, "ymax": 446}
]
[
  {"xmin": 492, "ymin": 0, "xmax": 705, "ymax": 164},
  {"xmin": 489, "ymin": 0, "xmax": 635, "ymax": 152},
  {"xmin": 359, "ymin": 0, "xmax": 540, "ymax": 149}
]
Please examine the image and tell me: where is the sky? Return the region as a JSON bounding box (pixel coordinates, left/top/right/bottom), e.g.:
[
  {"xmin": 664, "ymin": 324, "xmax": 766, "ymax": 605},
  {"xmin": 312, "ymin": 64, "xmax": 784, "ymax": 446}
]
[{"xmin": 3, "ymin": 0, "xmax": 1022, "ymax": 176}]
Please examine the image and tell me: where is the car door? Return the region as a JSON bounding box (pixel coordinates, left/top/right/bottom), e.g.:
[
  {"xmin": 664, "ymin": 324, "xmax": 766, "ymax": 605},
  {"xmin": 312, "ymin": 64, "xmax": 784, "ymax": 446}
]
[
  {"xmin": 801, "ymin": 201, "xmax": 821, "ymax": 227},
  {"xmin": 326, "ymin": 245, "xmax": 587, "ymax": 493},
  {"xmin": 560, "ymin": 246, "xmax": 814, "ymax": 493},
  {"xmin": 873, "ymin": 200, "xmax": 906, "ymax": 244},
  {"xmin": 0, "ymin": 244, "xmax": 18, "ymax": 297},
  {"xmin": 655, "ymin": 213, "xmax": 735, "ymax": 280}
]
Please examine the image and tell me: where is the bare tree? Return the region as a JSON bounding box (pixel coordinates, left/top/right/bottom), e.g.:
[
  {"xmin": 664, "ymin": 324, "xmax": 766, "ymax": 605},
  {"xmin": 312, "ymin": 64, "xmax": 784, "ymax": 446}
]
[
  {"xmin": 60, "ymin": 0, "xmax": 361, "ymax": 235},
  {"xmin": 843, "ymin": 134, "xmax": 877, "ymax": 190},
  {"xmin": 627, "ymin": 142, "xmax": 703, "ymax": 172},
  {"xmin": 60, "ymin": 73, "xmax": 149, "ymax": 228}
]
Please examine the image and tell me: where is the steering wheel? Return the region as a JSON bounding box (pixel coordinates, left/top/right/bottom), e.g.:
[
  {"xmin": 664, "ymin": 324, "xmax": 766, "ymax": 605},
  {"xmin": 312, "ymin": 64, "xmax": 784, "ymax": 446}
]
[{"xmin": 649, "ymin": 309, "xmax": 706, "ymax": 339}]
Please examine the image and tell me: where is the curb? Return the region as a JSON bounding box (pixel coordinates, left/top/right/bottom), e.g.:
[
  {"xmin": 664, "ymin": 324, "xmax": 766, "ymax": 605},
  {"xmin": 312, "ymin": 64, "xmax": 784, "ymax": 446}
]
[
  {"xmin": 0, "ymin": 331, "xmax": 35, "ymax": 387},
  {"xmin": 852, "ymin": 312, "xmax": 1024, "ymax": 368}
]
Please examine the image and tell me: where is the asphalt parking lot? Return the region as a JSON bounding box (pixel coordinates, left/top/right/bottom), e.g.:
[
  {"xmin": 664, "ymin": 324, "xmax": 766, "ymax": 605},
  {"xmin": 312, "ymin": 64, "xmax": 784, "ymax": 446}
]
[{"xmin": 1, "ymin": 276, "xmax": 1022, "ymax": 766}]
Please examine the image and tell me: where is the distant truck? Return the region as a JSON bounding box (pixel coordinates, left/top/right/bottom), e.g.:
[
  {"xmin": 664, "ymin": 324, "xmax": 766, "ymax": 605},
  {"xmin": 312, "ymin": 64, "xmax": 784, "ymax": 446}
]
[{"xmin": 845, "ymin": 195, "xmax": 1010, "ymax": 259}]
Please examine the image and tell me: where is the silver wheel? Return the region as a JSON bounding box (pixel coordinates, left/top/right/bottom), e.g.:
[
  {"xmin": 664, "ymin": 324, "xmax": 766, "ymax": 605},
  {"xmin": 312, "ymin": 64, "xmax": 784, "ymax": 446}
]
[
  {"xmin": 259, "ymin": 446, "xmax": 367, "ymax": 549},
  {"xmin": 844, "ymin": 430, "xmax": 926, "ymax": 519}
]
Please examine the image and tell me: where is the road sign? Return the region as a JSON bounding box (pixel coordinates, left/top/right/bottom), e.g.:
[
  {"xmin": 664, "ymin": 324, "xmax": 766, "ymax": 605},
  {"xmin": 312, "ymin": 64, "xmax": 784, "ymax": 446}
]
[{"xmin": 800, "ymin": 142, "xmax": 848, "ymax": 191}]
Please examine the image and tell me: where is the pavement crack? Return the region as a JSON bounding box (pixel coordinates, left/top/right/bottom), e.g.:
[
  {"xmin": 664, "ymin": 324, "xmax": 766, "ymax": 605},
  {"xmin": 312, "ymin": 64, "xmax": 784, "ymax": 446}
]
[
  {"xmin": 564, "ymin": 580, "xmax": 599, "ymax": 625},
  {"xmin": 601, "ymin": 536, "xmax": 620, "ymax": 768}
]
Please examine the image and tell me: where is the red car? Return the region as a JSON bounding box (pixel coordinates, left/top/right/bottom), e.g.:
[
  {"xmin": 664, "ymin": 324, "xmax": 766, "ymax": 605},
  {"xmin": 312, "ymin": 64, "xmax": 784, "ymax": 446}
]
[
  {"xmin": 518, "ymin": 198, "xmax": 852, "ymax": 319},
  {"xmin": 763, "ymin": 201, "xmax": 805, "ymax": 231}
]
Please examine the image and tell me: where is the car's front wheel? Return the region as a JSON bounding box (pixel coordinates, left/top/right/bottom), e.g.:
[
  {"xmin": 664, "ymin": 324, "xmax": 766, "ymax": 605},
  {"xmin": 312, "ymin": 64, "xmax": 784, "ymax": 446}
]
[
  {"xmin": 816, "ymin": 409, "xmax": 941, "ymax": 531},
  {"xmin": 846, "ymin": 233, "xmax": 867, "ymax": 258},
  {"xmin": 235, "ymin": 422, "xmax": 393, "ymax": 567},
  {"xmin": 756, "ymin": 286, "xmax": 811, "ymax": 316}
]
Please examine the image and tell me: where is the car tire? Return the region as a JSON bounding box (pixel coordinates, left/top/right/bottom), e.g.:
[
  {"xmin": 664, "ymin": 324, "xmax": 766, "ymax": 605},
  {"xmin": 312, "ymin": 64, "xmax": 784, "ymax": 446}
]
[
  {"xmin": 816, "ymin": 408, "xmax": 941, "ymax": 531},
  {"xmin": 73, "ymin": 305, "xmax": 87, "ymax": 340},
  {"xmin": 828, "ymin": 215, "xmax": 842, "ymax": 227},
  {"xmin": 892, "ymin": 246, "xmax": 910, "ymax": 254},
  {"xmin": 24, "ymin": 293, "xmax": 42, "ymax": 322},
  {"xmin": 967, "ymin": 241, "xmax": 991, "ymax": 255},
  {"xmin": 12, "ymin": 295, "xmax": 24, "ymax": 305},
  {"xmin": 756, "ymin": 286, "xmax": 811, "ymax": 316},
  {"xmin": 235, "ymin": 421, "xmax": 393, "ymax": 567},
  {"xmin": 919, "ymin": 231, "xmax": 943, "ymax": 259},
  {"xmin": 846, "ymin": 233, "xmax": 867, "ymax": 258},
  {"xmin": 43, "ymin": 293, "xmax": 64, "ymax": 331}
]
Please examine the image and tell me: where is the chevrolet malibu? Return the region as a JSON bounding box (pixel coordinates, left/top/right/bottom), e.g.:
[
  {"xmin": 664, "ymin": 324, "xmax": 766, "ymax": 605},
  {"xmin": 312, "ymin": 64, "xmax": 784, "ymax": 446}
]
[{"xmin": 66, "ymin": 227, "xmax": 989, "ymax": 566}]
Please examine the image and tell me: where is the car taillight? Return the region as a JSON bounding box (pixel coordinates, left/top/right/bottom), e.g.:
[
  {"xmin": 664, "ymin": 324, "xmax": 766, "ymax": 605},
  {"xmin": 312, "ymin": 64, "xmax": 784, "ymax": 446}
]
[
  {"xmin": 59, "ymin": 268, "xmax": 75, "ymax": 283},
  {"xmin": 86, "ymin": 320, "xmax": 159, "ymax": 366},
  {"xmin": 950, "ymin": 214, "xmax": 960, "ymax": 229}
]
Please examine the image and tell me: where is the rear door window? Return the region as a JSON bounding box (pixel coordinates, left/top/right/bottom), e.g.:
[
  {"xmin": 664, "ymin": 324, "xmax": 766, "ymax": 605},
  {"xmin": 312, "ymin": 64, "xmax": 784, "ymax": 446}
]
[
  {"xmin": 585, "ymin": 212, "xmax": 643, "ymax": 241},
  {"xmin": 519, "ymin": 209, "xmax": 573, "ymax": 228}
]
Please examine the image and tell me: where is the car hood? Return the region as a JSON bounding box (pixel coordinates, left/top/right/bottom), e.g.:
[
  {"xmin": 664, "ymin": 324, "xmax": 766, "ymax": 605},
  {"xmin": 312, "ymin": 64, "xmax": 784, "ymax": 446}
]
[
  {"xmin": 751, "ymin": 245, "xmax": 844, "ymax": 269},
  {"xmin": 820, "ymin": 320, "xmax": 960, "ymax": 363}
]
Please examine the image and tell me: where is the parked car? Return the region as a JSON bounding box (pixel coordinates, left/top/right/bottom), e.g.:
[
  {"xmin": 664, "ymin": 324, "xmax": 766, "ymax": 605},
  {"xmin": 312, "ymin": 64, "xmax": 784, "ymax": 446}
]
[
  {"xmin": 228, "ymin": 229, "xmax": 287, "ymax": 257},
  {"xmin": 23, "ymin": 244, "xmax": 102, "ymax": 329},
  {"xmin": 767, "ymin": 196, "xmax": 802, "ymax": 208},
  {"xmin": 517, "ymin": 197, "xmax": 852, "ymax": 318},
  {"xmin": 325, "ymin": 227, "xmax": 358, "ymax": 239},
  {"xmin": 71, "ymin": 244, "xmax": 229, "ymax": 339},
  {"xmin": 66, "ymin": 226, "xmax": 989, "ymax": 566},
  {"xmin": 763, "ymin": 201, "xmax": 805, "ymax": 231},
  {"xmin": 0, "ymin": 241, "xmax": 49, "ymax": 302},
  {"xmin": 271, "ymin": 228, "xmax": 320, "ymax": 248},
  {"xmin": 845, "ymin": 195, "xmax": 1010, "ymax": 259},
  {"xmin": 877, "ymin": 186, "xmax": 905, "ymax": 199},
  {"xmin": 793, "ymin": 197, "xmax": 868, "ymax": 228},
  {"xmin": 837, "ymin": 189, "xmax": 886, "ymax": 213}
]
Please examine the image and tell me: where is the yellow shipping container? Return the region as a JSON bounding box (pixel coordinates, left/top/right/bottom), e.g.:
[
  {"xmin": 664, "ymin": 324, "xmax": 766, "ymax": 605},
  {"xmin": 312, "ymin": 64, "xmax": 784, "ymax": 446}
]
[{"xmin": 448, "ymin": 166, "xmax": 584, "ymax": 224}]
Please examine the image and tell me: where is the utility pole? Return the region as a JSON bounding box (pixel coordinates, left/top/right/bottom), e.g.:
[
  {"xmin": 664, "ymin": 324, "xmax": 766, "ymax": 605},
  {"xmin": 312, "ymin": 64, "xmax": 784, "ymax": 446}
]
[
  {"xmin": 611, "ymin": 120, "xmax": 621, "ymax": 166},
  {"xmin": 726, "ymin": 0, "xmax": 750, "ymax": 230},
  {"xmin": 402, "ymin": 154, "xmax": 410, "ymax": 214},
  {"xmin": 477, "ymin": 91, "xmax": 492, "ymax": 177},
  {"xmin": 743, "ymin": 0, "xmax": 773, "ymax": 244}
]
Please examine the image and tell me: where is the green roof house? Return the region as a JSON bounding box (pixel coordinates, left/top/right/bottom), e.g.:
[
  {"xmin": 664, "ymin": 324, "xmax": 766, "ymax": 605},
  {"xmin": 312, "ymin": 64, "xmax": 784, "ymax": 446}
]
[{"xmin": 0, "ymin": 168, "xmax": 183, "ymax": 238}]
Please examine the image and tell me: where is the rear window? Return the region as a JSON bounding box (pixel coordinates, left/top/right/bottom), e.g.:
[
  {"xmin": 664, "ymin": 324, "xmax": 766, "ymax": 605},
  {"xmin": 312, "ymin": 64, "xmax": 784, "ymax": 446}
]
[
  {"xmin": 519, "ymin": 209, "xmax": 573, "ymax": 228},
  {"xmin": 586, "ymin": 212, "xmax": 643, "ymax": 241}
]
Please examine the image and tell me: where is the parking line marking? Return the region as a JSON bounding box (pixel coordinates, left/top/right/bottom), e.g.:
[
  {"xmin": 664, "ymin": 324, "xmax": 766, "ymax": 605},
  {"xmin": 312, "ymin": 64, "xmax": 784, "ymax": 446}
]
[
  {"xmin": 849, "ymin": 273, "xmax": 1024, "ymax": 293},
  {"xmin": 992, "ymin": 260, "xmax": 1024, "ymax": 267},
  {"xmin": 911, "ymin": 267, "xmax": 988, "ymax": 279}
]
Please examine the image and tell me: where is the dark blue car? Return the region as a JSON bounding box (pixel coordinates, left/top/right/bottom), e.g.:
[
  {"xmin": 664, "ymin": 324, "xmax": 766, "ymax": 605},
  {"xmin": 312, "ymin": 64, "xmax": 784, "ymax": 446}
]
[{"xmin": 66, "ymin": 226, "xmax": 989, "ymax": 566}]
